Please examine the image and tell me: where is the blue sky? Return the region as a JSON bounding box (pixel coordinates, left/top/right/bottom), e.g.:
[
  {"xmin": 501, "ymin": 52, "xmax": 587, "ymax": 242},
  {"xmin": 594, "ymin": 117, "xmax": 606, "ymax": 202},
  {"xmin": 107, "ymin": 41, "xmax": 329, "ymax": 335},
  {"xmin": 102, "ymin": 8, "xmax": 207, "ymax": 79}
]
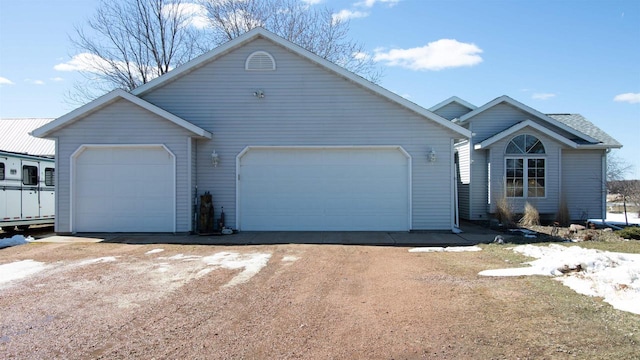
[{"xmin": 1, "ymin": 0, "xmax": 639, "ymax": 178}]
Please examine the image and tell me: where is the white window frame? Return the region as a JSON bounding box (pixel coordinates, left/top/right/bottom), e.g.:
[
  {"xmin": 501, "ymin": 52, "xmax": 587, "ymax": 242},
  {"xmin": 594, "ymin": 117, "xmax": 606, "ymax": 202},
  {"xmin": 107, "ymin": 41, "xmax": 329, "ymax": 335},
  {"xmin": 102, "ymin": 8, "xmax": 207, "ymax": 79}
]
[{"xmin": 504, "ymin": 156, "xmax": 547, "ymax": 199}]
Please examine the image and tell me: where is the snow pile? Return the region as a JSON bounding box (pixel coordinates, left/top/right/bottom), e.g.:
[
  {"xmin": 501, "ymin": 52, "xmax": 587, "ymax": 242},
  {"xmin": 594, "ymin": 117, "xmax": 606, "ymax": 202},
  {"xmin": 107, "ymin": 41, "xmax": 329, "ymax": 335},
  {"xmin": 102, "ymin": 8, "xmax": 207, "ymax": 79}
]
[
  {"xmin": 202, "ymin": 252, "xmax": 272, "ymax": 288},
  {"xmin": 0, "ymin": 260, "xmax": 47, "ymax": 287},
  {"xmin": 78, "ymin": 257, "xmax": 117, "ymax": 266},
  {"xmin": 479, "ymin": 244, "xmax": 640, "ymax": 315},
  {"xmin": 409, "ymin": 246, "xmax": 482, "ymax": 253},
  {"xmin": 0, "ymin": 235, "xmax": 34, "ymax": 249},
  {"xmin": 145, "ymin": 248, "xmax": 164, "ymax": 255}
]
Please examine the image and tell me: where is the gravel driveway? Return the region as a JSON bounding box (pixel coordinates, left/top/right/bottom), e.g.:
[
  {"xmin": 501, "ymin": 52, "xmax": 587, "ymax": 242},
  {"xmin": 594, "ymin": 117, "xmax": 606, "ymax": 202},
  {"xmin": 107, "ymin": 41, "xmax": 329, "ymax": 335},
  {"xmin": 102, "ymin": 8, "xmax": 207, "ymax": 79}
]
[{"xmin": 2, "ymin": 240, "xmax": 638, "ymax": 359}]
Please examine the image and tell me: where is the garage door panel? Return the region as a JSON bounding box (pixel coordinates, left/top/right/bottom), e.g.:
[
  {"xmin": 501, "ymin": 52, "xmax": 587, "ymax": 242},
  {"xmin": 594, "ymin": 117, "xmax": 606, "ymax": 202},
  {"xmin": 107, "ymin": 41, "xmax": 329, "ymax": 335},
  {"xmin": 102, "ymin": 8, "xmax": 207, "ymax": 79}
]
[
  {"xmin": 74, "ymin": 146, "xmax": 174, "ymax": 232},
  {"xmin": 239, "ymin": 147, "xmax": 410, "ymax": 231}
]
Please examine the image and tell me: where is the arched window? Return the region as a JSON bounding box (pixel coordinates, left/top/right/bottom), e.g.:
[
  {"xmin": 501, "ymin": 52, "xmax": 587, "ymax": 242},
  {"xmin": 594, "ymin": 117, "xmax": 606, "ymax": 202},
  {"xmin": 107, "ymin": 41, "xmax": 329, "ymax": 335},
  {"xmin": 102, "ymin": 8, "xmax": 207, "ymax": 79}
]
[
  {"xmin": 505, "ymin": 134, "xmax": 545, "ymax": 154},
  {"xmin": 505, "ymin": 134, "xmax": 546, "ymax": 198},
  {"xmin": 245, "ymin": 51, "xmax": 276, "ymax": 71}
]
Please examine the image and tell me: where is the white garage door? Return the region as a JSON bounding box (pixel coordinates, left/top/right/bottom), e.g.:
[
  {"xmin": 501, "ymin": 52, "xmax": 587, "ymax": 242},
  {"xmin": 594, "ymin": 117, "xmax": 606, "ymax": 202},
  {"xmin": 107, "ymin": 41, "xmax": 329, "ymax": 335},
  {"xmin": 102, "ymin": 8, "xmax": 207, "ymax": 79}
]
[
  {"xmin": 73, "ymin": 146, "xmax": 174, "ymax": 232},
  {"xmin": 238, "ymin": 147, "xmax": 410, "ymax": 231}
]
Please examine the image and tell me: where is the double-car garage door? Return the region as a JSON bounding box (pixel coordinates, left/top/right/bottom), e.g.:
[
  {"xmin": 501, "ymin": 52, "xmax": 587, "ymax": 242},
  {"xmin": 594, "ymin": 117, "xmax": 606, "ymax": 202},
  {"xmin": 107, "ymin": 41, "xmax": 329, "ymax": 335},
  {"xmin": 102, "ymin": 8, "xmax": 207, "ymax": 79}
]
[
  {"xmin": 238, "ymin": 147, "xmax": 410, "ymax": 231},
  {"xmin": 73, "ymin": 145, "xmax": 174, "ymax": 232}
]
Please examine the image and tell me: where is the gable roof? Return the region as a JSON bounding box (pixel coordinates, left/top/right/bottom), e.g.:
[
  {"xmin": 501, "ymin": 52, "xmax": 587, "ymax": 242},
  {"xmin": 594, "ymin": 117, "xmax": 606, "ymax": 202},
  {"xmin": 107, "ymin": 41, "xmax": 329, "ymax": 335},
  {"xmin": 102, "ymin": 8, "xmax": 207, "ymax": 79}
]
[
  {"xmin": 32, "ymin": 89, "xmax": 212, "ymax": 139},
  {"xmin": 429, "ymin": 96, "xmax": 477, "ymax": 113},
  {"xmin": 474, "ymin": 120, "xmax": 578, "ymax": 150},
  {"xmin": 547, "ymin": 113, "xmax": 621, "ymax": 148},
  {"xmin": 0, "ymin": 118, "xmax": 55, "ymax": 156},
  {"xmin": 457, "ymin": 95, "xmax": 600, "ymax": 144},
  {"xmin": 132, "ymin": 27, "xmax": 471, "ymax": 139}
]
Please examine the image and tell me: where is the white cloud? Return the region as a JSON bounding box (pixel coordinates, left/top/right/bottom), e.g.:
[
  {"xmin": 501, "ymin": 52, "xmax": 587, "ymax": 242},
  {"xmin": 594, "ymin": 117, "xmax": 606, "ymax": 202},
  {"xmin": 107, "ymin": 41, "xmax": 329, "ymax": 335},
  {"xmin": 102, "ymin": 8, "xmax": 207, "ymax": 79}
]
[
  {"xmin": 332, "ymin": 9, "xmax": 369, "ymax": 23},
  {"xmin": 373, "ymin": 39, "xmax": 483, "ymax": 71},
  {"xmin": 352, "ymin": 51, "xmax": 371, "ymax": 61},
  {"xmin": 50, "ymin": 77, "xmax": 64, "ymax": 82},
  {"xmin": 614, "ymin": 92, "xmax": 640, "ymax": 104},
  {"xmin": 25, "ymin": 79, "xmax": 45, "ymax": 85},
  {"xmin": 163, "ymin": 2, "xmax": 210, "ymax": 29},
  {"xmin": 0, "ymin": 76, "xmax": 14, "ymax": 85},
  {"xmin": 357, "ymin": 0, "xmax": 400, "ymax": 8},
  {"xmin": 54, "ymin": 53, "xmax": 109, "ymax": 73},
  {"xmin": 301, "ymin": 0, "xmax": 323, "ymax": 4},
  {"xmin": 532, "ymin": 93, "xmax": 556, "ymax": 100},
  {"xmin": 54, "ymin": 52, "xmax": 159, "ymax": 83}
]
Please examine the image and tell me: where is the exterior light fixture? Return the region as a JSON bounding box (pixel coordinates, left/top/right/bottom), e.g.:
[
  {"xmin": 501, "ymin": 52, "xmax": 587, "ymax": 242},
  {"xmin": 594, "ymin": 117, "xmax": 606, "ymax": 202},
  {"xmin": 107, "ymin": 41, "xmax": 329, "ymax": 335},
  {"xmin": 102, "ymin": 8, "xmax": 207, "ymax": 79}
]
[
  {"xmin": 211, "ymin": 150, "xmax": 220, "ymax": 167},
  {"xmin": 428, "ymin": 148, "xmax": 437, "ymax": 162},
  {"xmin": 253, "ymin": 89, "xmax": 265, "ymax": 98}
]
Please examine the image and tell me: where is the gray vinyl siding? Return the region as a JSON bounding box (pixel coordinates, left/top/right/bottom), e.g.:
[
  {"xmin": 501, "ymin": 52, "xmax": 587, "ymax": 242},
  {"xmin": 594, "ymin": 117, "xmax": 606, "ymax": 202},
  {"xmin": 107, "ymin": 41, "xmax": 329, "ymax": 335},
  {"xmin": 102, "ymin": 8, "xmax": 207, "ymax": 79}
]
[
  {"xmin": 455, "ymin": 141, "xmax": 471, "ymax": 219},
  {"xmin": 48, "ymin": 99, "xmax": 194, "ymax": 233},
  {"xmin": 433, "ymin": 103, "xmax": 473, "ymax": 120},
  {"xmin": 468, "ymin": 103, "xmax": 579, "ymax": 144},
  {"xmin": 142, "ymin": 38, "xmax": 462, "ymax": 230},
  {"xmin": 486, "ymin": 128, "xmax": 564, "ymax": 216},
  {"xmin": 562, "ymin": 150, "xmax": 605, "ymax": 220},
  {"xmin": 469, "ymin": 150, "xmax": 489, "ymax": 220}
]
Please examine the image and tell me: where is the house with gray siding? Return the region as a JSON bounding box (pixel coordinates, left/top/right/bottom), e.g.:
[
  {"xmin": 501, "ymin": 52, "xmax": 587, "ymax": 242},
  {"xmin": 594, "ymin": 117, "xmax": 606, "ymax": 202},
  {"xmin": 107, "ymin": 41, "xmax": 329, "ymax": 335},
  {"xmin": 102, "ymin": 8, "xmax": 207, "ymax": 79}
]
[
  {"xmin": 32, "ymin": 28, "xmax": 471, "ymax": 234},
  {"xmin": 431, "ymin": 96, "xmax": 622, "ymax": 223}
]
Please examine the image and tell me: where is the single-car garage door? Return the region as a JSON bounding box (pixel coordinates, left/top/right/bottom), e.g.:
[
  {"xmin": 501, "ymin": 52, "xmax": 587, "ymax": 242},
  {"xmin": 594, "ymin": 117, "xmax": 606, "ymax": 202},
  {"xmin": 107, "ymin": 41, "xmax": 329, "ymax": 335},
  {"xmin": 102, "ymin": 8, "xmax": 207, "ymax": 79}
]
[
  {"xmin": 73, "ymin": 145, "xmax": 174, "ymax": 232},
  {"xmin": 238, "ymin": 147, "xmax": 410, "ymax": 231}
]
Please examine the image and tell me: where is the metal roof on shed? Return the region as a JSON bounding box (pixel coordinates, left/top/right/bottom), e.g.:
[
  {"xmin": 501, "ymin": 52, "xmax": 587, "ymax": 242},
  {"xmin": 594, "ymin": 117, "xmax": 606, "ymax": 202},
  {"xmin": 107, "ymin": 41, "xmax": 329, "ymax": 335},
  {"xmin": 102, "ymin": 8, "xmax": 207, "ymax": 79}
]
[{"xmin": 0, "ymin": 118, "xmax": 55, "ymax": 156}]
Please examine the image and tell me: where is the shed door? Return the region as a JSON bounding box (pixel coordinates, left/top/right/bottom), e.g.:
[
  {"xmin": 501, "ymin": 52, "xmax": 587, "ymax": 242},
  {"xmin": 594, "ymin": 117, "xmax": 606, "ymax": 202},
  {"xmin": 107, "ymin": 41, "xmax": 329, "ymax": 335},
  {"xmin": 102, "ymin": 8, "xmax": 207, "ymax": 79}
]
[
  {"xmin": 74, "ymin": 146, "xmax": 174, "ymax": 232},
  {"xmin": 238, "ymin": 147, "xmax": 410, "ymax": 231}
]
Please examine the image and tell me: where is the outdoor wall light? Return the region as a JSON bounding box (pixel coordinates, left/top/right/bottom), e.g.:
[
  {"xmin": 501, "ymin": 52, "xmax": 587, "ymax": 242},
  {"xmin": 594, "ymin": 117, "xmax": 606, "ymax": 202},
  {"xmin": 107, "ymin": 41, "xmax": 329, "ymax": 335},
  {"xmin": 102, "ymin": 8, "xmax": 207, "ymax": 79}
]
[
  {"xmin": 253, "ymin": 89, "xmax": 265, "ymax": 98},
  {"xmin": 211, "ymin": 150, "xmax": 220, "ymax": 167},
  {"xmin": 428, "ymin": 148, "xmax": 437, "ymax": 162}
]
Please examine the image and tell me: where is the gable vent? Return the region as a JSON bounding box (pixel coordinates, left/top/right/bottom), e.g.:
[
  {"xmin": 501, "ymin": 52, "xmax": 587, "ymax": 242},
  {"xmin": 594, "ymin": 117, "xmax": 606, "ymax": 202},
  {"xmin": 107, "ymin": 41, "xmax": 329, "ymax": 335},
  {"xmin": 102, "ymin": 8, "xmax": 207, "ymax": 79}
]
[{"xmin": 245, "ymin": 51, "xmax": 276, "ymax": 71}]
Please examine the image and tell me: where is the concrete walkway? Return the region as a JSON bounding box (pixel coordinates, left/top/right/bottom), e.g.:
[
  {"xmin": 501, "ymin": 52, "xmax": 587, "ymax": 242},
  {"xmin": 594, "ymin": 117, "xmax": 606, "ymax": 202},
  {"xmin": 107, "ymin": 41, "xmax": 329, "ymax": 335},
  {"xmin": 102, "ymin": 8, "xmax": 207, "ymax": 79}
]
[{"xmin": 36, "ymin": 221, "xmax": 499, "ymax": 247}]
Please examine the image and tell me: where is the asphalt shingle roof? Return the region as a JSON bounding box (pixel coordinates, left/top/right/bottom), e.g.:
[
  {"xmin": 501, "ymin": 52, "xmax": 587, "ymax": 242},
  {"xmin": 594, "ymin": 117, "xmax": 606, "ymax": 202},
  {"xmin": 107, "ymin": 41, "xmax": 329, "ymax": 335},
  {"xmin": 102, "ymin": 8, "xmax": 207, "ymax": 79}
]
[{"xmin": 547, "ymin": 113, "xmax": 622, "ymax": 147}]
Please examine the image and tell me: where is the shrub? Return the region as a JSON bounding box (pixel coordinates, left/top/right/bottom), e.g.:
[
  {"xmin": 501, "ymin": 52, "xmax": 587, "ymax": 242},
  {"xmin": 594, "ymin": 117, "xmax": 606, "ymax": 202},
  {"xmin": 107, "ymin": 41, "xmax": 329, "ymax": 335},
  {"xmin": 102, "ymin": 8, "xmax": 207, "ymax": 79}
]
[
  {"xmin": 556, "ymin": 198, "xmax": 570, "ymax": 227},
  {"xmin": 519, "ymin": 202, "xmax": 540, "ymax": 227},
  {"xmin": 615, "ymin": 227, "xmax": 640, "ymax": 240}
]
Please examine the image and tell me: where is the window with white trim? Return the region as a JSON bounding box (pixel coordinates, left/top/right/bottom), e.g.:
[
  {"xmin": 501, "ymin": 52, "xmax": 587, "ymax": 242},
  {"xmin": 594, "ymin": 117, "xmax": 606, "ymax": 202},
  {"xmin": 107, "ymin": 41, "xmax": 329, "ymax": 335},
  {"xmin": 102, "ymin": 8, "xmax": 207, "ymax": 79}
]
[{"xmin": 505, "ymin": 134, "xmax": 545, "ymax": 198}]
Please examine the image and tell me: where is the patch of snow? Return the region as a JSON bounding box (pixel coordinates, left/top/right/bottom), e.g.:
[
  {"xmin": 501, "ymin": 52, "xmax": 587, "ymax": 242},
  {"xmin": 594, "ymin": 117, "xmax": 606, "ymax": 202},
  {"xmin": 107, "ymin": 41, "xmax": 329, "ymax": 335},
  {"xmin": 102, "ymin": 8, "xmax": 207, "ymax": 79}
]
[
  {"xmin": 145, "ymin": 248, "xmax": 164, "ymax": 255},
  {"xmin": 479, "ymin": 244, "xmax": 640, "ymax": 315},
  {"xmin": 409, "ymin": 246, "xmax": 482, "ymax": 253},
  {"xmin": 164, "ymin": 254, "xmax": 202, "ymax": 261},
  {"xmin": 588, "ymin": 212, "xmax": 640, "ymax": 228},
  {"xmin": 202, "ymin": 252, "xmax": 272, "ymax": 288},
  {"xmin": 0, "ymin": 260, "xmax": 47, "ymax": 286},
  {"xmin": 282, "ymin": 255, "xmax": 300, "ymax": 262},
  {"xmin": 452, "ymin": 227, "xmax": 463, "ymax": 234},
  {"xmin": 77, "ymin": 257, "xmax": 117, "ymax": 266},
  {"xmin": 0, "ymin": 235, "xmax": 34, "ymax": 249}
]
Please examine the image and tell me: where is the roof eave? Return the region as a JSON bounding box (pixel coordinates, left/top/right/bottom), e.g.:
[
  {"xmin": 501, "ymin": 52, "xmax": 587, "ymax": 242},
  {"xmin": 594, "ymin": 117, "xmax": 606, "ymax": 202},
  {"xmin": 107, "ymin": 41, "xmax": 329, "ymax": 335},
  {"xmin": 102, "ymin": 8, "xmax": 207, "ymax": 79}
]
[{"xmin": 31, "ymin": 89, "xmax": 212, "ymax": 139}]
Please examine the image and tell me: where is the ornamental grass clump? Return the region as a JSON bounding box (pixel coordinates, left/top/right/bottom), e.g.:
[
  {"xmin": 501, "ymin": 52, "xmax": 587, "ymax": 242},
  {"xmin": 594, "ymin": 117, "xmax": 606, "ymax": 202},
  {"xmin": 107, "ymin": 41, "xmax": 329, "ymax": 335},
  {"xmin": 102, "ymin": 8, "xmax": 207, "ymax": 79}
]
[
  {"xmin": 496, "ymin": 197, "xmax": 516, "ymax": 228},
  {"xmin": 519, "ymin": 202, "xmax": 540, "ymax": 227}
]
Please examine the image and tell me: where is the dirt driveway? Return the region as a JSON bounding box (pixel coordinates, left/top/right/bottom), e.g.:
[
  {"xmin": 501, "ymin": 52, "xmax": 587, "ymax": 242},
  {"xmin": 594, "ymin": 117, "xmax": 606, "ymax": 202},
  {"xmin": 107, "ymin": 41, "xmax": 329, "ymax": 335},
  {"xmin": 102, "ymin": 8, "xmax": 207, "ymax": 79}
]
[{"xmin": 1, "ymin": 240, "xmax": 638, "ymax": 359}]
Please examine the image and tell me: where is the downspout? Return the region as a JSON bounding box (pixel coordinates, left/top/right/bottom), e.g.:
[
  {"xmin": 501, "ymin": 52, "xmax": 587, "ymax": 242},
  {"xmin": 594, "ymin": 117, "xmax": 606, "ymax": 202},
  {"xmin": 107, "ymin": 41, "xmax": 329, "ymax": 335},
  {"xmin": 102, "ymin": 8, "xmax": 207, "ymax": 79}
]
[
  {"xmin": 602, "ymin": 149, "xmax": 609, "ymax": 222},
  {"xmin": 451, "ymin": 138, "xmax": 460, "ymax": 231}
]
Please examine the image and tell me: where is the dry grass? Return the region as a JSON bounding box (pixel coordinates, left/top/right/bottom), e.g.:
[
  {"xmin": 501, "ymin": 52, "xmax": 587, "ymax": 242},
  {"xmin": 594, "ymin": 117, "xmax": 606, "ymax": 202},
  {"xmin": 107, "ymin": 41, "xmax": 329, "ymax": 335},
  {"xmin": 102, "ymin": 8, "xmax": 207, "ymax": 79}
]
[
  {"xmin": 495, "ymin": 196, "xmax": 516, "ymax": 228},
  {"xmin": 519, "ymin": 202, "xmax": 540, "ymax": 227},
  {"xmin": 556, "ymin": 197, "xmax": 570, "ymax": 226}
]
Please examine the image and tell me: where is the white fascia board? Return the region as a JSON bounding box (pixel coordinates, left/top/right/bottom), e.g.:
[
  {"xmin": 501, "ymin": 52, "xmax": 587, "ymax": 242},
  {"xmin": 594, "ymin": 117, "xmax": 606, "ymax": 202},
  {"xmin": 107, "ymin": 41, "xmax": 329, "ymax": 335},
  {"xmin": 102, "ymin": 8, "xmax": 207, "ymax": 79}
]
[
  {"xmin": 459, "ymin": 95, "xmax": 599, "ymax": 144},
  {"xmin": 31, "ymin": 89, "xmax": 212, "ymax": 139},
  {"xmin": 429, "ymin": 96, "xmax": 477, "ymax": 112},
  {"xmin": 474, "ymin": 120, "xmax": 578, "ymax": 150},
  {"xmin": 131, "ymin": 27, "xmax": 471, "ymax": 139}
]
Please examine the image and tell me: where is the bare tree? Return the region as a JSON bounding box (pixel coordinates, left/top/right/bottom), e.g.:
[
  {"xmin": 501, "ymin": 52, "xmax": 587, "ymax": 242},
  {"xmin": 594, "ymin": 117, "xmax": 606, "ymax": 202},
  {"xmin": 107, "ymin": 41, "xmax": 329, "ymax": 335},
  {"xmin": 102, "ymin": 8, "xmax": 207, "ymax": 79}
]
[
  {"xmin": 607, "ymin": 152, "xmax": 639, "ymax": 222},
  {"xmin": 68, "ymin": 0, "xmax": 204, "ymax": 103},
  {"xmin": 200, "ymin": 0, "xmax": 381, "ymax": 82}
]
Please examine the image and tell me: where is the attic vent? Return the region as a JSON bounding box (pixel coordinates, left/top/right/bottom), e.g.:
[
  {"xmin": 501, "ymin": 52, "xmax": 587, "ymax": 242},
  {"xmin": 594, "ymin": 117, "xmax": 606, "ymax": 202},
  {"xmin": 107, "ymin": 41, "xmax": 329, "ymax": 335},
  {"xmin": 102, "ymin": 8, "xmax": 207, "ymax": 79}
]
[{"xmin": 245, "ymin": 51, "xmax": 276, "ymax": 71}]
